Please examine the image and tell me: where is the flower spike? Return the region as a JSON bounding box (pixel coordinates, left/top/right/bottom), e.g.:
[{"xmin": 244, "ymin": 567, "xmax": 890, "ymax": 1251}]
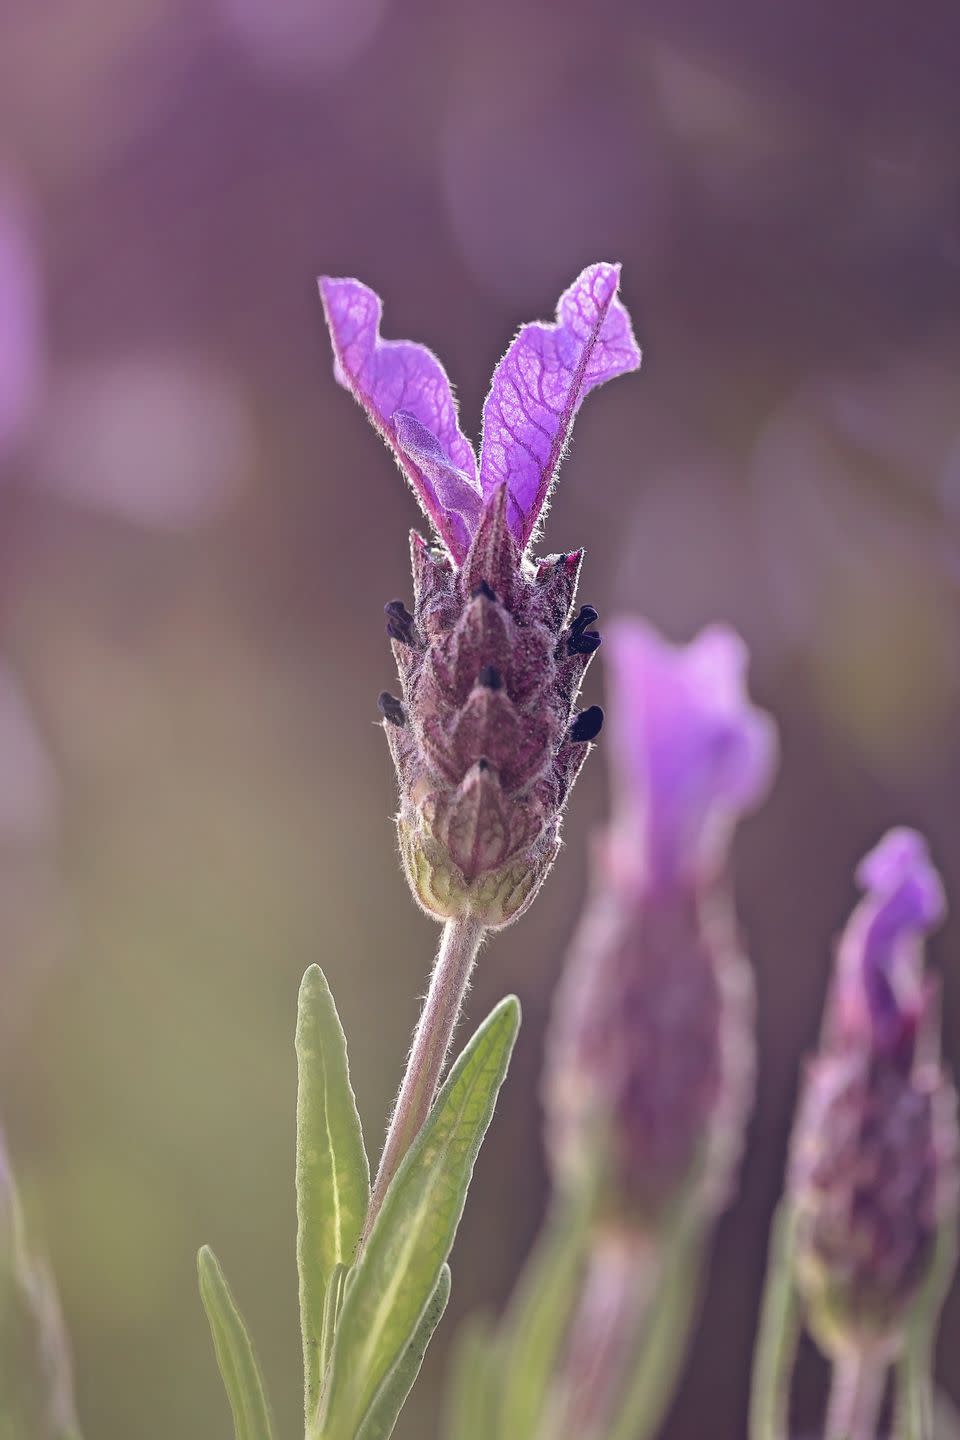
[
  {"xmin": 787, "ymin": 828, "xmax": 959, "ymax": 1358},
  {"xmin": 319, "ymin": 266, "xmax": 641, "ymax": 925}
]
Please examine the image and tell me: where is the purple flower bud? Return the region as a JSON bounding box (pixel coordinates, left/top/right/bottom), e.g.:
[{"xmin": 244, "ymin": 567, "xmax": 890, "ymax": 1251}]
[
  {"xmin": 543, "ymin": 622, "xmax": 774, "ymax": 1224},
  {"xmin": 319, "ymin": 268, "xmax": 640, "ymax": 925},
  {"xmin": 604, "ymin": 621, "xmax": 778, "ymax": 888},
  {"xmin": 788, "ymin": 830, "xmax": 959, "ymax": 1353}
]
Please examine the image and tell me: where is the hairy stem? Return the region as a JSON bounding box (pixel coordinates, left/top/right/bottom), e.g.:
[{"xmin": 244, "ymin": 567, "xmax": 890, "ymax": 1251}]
[
  {"xmin": 363, "ymin": 915, "xmax": 485, "ymax": 1240},
  {"xmin": 825, "ymin": 1350, "xmax": 886, "ymax": 1440},
  {"xmin": 560, "ymin": 1235, "xmax": 657, "ymax": 1438}
]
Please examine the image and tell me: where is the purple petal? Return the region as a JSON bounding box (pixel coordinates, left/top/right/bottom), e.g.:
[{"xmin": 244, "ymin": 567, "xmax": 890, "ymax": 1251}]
[
  {"xmin": 392, "ymin": 410, "xmax": 482, "ymax": 532},
  {"xmin": 604, "ymin": 620, "xmax": 778, "ymax": 884},
  {"xmin": 835, "ymin": 828, "xmax": 946, "ymax": 1060},
  {"xmin": 318, "ymin": 276, "xmax": 480, "ymax": 561},
  {"xmin": 479, "ymin": 262, "xmax": 641, "ymax": 549}
]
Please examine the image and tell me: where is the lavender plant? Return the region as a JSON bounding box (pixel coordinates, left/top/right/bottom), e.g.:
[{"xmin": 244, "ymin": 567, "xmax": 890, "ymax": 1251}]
[{"xmin": 194, "ymin": 263, "xmax": 642, "ymax": 1440}]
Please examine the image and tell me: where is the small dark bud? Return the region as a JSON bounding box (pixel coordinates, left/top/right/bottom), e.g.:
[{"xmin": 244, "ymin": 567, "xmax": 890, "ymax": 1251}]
[
  {"xmin": 384, "ymin": 599, "xmax": 416, "ymax": 645},
  {"xmin": 477, "ymin": 757, "xmax": 491, "ymax": 772},
  {"xmin": 568, "ymin": 604, "xmax": 602, "ymax": 655},
  {"xmin": 477, "ymin": 665, "xmax": 503, "ymax": 691},
  {"xmin": 471, "ymin": 580, "xmax": 497, "ymax": 602},
  {"xmin": 570, "ymin": 705, "xmax": 604, "ymax": 743},
  {"xmin": 377, "ymin": 691, "xmax": 406, "ymax": 726}
]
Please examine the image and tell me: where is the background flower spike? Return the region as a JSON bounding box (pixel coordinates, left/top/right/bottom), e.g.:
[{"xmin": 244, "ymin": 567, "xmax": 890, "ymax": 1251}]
[{"xmin": 779, "ymin": 828, "xmax": 960, "ymax": 1440}]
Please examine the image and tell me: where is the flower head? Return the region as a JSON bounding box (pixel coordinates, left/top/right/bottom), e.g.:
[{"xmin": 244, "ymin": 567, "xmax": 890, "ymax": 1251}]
[
  {"xmin": 319, "ymin": 266, "xmax": 641, "ymax": 925},
  {"xmin": 788, "ymin": 829, "xmax": 959, "ymax": 1353},
  {"xmin": 604, "ymin": 621, "xmax": 778, "ymax": 888}
]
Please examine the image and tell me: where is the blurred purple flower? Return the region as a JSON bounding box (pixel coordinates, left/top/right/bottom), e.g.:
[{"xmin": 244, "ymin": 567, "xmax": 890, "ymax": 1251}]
[
  {"xmin": 828, "ymin": 828, "xmax": 946, "ymax": 1067},
  {"xmin": 36, "ymin": 355, "xmax": 249, "ymax": 529},
  {"xmin": 318, "ymin": 263, "xmax": 640, "ymax": 562},
  {"xmin": 788, "ymin": 828, "xmax": 959, "ymax": 1352},
  {"xmin": 0, "ymin": 180, "xmax": 42, "ymax": 459},
  {"xmin": 545, "ymin": 619, "xmax": 776, "ymax": 1225},
  {"xmin": 217, "ymin": 0, "xmax": 388, "ymax": 76},
  {"xmin": 604, "ymin": 620, "xmax": 778, "ymax": 887}
]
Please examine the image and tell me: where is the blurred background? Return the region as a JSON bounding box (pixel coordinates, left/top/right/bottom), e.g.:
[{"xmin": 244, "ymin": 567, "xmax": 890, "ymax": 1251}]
[{"xmin": 1, "ymin": 1, "xmax": 960, "ymax": 1436}]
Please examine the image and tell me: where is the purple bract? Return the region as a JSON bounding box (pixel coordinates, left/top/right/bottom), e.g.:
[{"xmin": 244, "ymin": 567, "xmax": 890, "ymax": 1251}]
[
  {"xmin": 603, "ymin": 620, "xmax": 778, "ymax": 886},
  {"xmin": 830, "ymin": 827, "xmax": 946, "ymax": 1066},
  {"xmin": 318, "ymin": 263, "xmax": 640, "ymax": 562}
]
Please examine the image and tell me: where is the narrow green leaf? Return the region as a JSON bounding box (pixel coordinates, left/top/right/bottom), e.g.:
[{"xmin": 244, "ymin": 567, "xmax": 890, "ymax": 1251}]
[
  {"xmin": 749, "ymin": 1202, "xmax": 802, "ymax": 1440},
  {"xmin": 606, "ymin": 1208, "xmax": 706, "ymax": 1440},
  {"xmin": 895, "ymin": 1220, "xmax": 958, "ymax": 1440},
  {"xmin": 496, "ymin": 1192, "xmax": 591, "ymax": 1439},
  {"xmin": 296, "ymin": 965, "xmax": 371, "ymax": 1420},
  {"xmin": 320, "ymin": 995, "xmax": 521, "ymax": 1440},
  {"xmin": 444, "ymin": 1314, "xmax": 499, "ymax": 1440},
  {"xmin": 355, "ymin": 1264, "xmax": 452, "ymax": 1440},
  {"xmin": 197, "ymin": 1247, "xmax": 275, "ymax": 1440}
]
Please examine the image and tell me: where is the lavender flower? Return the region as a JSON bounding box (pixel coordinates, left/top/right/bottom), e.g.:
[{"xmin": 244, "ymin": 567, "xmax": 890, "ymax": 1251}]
[
  {"xmin": 788, "ymin": 829, "xmax": 959, "ymax": 1355},
  {"xmin": 604, "ymin": 620, "xmax": 777, "ymax": 889},
  {"xmin": 545, "ymin": 621, "xmax": 777, "ymax": 1225},
  {"xmin": 319, "ymin": 265, "xmax": 640, "ymax": 926}
]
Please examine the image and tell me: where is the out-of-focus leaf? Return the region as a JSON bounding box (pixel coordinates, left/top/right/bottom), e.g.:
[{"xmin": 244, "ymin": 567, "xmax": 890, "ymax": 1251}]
[
  {"xmin": 749, "ymin": 1202, "xmax": 802, "ymax": 1440},
  {"xmin": 496, "ymin": 1192, "xmax": 591, "ymax": 1439},
  {"xmin": 445, "ymin": 1314, "xmax": 499, "ymax": 1440},
  {"xmin": 0, "ymin": 1138, "xmax": 81, "ymax": 1440},
  {"xmin": 896, "ymin": 1219, "xmax": 958, "ymax": 1440},
  {"xmin": 605, "ymin": 1206, "xmax": 706, "ymax": 1440},
  {"xmin": 319, "ymin": 995, "xmax": 521, "ymax": 1440},
  {"xmin": 296, "ymin": 965, "xmax": 371, "ymax": 1419},
  {"xmin": 355, "ymin": 1264, "xmax": 451, "ymax": 1440},
  {"xmin": 197, "ymin": 1247, "xmax": 275, "ymax": 1440}
]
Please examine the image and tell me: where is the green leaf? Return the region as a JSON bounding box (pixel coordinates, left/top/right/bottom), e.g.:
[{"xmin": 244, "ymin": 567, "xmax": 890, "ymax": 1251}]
[
  {"xmin": 606, "ymin": 1207, "xmax": 706, "ymax": 1440},
  {"xmin": 749, "ymin": 1202, "xmax": 802, "ymax": 1440},
  {"xmin": 444, "ymin": 1314, "xmax": 499, "ymax": 1440},
  {"xmin": 296, "ymin": 965, "xmax": 371, "ymax": 1420},
  {"xmin": 197, "ymin": 1247, "xmax": 275, "ymax": 1440},
  {"xmin": 496, "ymin": 1192, "xmax": 592, "ymax": 1439},
  {"xmin": 319, "ymin": 995, "xmax": 521, "ymax": 1440},
  {"xmin": 355, "ymin": 1264, "xmax": 451, "ymax": 1440},
  {"xmin": 895, "ymin": 1219, "xmax": 958, "ymax": 1440}
]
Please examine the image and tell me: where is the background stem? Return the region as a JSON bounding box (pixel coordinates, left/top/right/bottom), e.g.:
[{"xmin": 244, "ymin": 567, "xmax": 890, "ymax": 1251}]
[
  {"xmin": 363, "ymin": 914, "xmax": 485, "ymax": 1239},
  {"xmin": 825, "ymin": 1350, "xmax": 886, "ymax": 1440}
]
